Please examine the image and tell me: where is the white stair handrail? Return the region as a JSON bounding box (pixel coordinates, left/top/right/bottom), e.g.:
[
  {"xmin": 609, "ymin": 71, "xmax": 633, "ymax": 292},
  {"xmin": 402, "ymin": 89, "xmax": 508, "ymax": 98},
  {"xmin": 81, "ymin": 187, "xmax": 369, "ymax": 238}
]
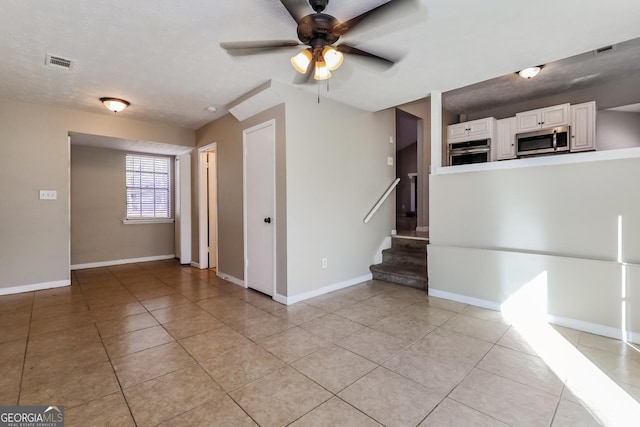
[{"xmin": 364, "ymin": 178, "xmax": 400, "ymax": 224}]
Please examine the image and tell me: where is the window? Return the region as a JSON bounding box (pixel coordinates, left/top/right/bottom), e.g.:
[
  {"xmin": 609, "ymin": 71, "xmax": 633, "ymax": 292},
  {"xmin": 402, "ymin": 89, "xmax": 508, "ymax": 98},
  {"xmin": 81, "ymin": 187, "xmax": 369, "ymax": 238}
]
[{"xmin": 125, "ymin": 154, "xmax": 171, "ymax": 219}]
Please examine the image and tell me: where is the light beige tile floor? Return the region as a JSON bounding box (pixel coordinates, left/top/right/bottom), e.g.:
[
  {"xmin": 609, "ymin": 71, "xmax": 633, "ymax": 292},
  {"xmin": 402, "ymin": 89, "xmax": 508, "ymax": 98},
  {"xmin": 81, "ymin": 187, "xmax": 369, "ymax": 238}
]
[{"xmin": 1, "ymin": 259, "xmax": 639, "ymax": 426}]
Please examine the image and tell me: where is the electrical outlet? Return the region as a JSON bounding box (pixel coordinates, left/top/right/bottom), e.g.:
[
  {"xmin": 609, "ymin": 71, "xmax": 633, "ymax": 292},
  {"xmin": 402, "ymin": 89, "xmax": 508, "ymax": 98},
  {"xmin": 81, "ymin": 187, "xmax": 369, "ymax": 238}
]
[
  {"xmin": 389, "ymin": 136, "xmax": 394, "ymax": 144},
  {"xmin": 39, "ymin": 190, "xmax": 57, "ymax": 200},
  {"xmin": 387, "ymin": 156, "xmax": 393, "ymax": 166},
  {"xmin": 321, "ymin": 258, "xmax": 328, "ymax": 269}
]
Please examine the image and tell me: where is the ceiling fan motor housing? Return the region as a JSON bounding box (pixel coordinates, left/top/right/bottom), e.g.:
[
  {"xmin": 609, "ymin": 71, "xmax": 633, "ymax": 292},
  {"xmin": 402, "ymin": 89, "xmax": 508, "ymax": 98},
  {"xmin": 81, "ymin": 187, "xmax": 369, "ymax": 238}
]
[{"xmin": 297, "ymin": 13, "xmax": 339, "ymax": 46}]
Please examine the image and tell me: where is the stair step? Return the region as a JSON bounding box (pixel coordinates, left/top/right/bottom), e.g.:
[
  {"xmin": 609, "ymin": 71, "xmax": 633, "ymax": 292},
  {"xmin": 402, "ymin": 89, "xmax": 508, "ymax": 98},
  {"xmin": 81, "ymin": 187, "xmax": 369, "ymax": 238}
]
[
  {"xmin": 370, "ymin": 263, "xmax": 428, "ymax": 291},
  {"xmin": 382, "ymin": 247, "xmax": 426, "ymax": 267},
  {"xmin": 391, "ymin": 236, "xmax": 429, "ymax": 251}
]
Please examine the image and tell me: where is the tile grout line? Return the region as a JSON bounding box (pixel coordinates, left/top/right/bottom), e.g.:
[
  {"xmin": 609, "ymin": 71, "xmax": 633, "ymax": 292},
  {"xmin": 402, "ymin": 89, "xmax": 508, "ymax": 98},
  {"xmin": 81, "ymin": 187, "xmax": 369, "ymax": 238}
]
[
  {"xmin": 15, "ymin": 289, "xmax": 36, "ymax": 406},
  {"xmin": 100, "ymin": 265, "xmax": 142, "ymax": 427}
]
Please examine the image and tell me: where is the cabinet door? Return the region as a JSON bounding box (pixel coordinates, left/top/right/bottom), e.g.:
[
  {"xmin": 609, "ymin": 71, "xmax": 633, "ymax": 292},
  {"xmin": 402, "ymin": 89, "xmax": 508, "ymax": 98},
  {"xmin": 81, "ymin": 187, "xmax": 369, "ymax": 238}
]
[
  {"xmin": 541, "ymin": 104, "xmax": 569, "ymax": 128},
  {"xmin": 516, "ymin": 110, "xmax": 541, "ymax": 133},
  {"xmin": 496, "ymin": 117, "xmax": 517, "ymax": 160},
  {"xmin": 467, "ymin": 118, "xmax": 492, "ymax": 138},
  {"xmin": 447, "ymin": 123, "xmax": 468, "ymax": 141},
  {"xmin": 570, "ymin": 101, "xmax": 596, "ymax": 152}
]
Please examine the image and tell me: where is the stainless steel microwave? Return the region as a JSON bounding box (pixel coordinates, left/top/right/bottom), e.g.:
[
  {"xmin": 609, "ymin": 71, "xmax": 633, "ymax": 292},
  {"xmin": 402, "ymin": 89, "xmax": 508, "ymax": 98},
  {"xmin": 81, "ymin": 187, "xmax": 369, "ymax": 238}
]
[{"xmin": 516, "ymin": 126, "xmax": 570, "ymax": 157}]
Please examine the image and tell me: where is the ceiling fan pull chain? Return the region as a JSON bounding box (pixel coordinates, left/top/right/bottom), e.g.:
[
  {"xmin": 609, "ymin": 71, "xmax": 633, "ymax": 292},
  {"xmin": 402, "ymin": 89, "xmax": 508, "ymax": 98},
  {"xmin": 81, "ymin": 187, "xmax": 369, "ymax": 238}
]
[{"xmin": 317, "ymin": 83, "xmax": 320, "ymax": 104}]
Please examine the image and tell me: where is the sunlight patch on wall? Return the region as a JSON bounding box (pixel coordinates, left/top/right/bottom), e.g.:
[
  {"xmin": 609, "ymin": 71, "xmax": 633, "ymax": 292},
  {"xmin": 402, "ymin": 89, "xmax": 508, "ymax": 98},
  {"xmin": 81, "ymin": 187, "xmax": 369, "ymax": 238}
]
[{"xmin": 501, "ymin": 269, "xmax": 640, "ymax": 424}]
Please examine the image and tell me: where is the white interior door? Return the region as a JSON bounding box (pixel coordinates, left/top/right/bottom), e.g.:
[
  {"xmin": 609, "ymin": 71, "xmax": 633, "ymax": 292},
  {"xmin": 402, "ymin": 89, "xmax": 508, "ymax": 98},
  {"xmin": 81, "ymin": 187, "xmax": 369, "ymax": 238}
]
[
  {"xmin": 244, "ymin": 120, "xmax": 275, "ymax": 296},
  {"xmin": 207, "ymin": 151, "xmax": 217, "ymax": 269}
]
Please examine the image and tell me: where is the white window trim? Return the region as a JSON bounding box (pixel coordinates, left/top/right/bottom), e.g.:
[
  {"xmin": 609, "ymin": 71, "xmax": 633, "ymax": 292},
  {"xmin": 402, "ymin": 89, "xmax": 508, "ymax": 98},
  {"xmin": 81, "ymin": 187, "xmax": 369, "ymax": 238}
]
[
  {"xmin": 125, "ymin": 153, "xmax": 173, "ymax": 220},
  {"xmin": 122, "ymin": 218, "xmax": 175, "ymax": 225}
]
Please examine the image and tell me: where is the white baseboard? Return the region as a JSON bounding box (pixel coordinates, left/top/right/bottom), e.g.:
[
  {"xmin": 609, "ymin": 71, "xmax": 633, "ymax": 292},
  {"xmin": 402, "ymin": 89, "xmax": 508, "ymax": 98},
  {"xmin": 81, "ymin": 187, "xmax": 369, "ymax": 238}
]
[
  {"xmin": 273, "ymin": 293, "xmax": 287, "ymax": 305},
  {"xmin": 416, "ymin": 226, "xmax": 429, "ymax": 232},
  {"xmin": 217, "ymin": 271, "xmax": 245, "ymax": 288},
  {"xmin": 71, "ymin": 254, "xmax": 176, "ymax": 270},
  {"xmin": 0, "ymin": 279, "xmax": 70, "ymax": 296},
  {"xmin": 277, "ymin": 273, "xmax": 372, "ymax": 305},
  {"xmin": 548, "ymin": 314, "xmax": 639, "ymax": 344},
  {"xmin": 190, "ymin": 261, "xmax": 201, "ymax": 269},
  {"xmin": 429, "ymin": 288, "xmax": 502, "ymax": 311},
  {"xmin": 429, "ymin": 287, "xmax": 640, "ymax": 344}
]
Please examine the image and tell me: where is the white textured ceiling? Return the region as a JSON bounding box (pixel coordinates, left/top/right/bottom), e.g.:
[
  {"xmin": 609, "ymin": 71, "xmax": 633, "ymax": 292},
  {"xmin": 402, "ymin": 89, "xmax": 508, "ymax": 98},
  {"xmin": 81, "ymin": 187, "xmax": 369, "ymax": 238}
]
[{"xmin": 1, "ymin": 0, "xmax": 640, "ymax": 130}]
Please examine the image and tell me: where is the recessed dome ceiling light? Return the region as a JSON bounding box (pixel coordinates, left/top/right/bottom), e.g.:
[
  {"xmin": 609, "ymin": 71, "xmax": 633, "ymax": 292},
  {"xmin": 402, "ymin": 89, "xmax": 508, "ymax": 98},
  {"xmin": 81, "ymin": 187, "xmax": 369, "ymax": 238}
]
[
  {"xmin": 518, "ymin": 66, "xmax": 542, "ymax": 79},
  {"xmin": 100, "ymin": 97, "xmax": 130, "ymax": 113}
]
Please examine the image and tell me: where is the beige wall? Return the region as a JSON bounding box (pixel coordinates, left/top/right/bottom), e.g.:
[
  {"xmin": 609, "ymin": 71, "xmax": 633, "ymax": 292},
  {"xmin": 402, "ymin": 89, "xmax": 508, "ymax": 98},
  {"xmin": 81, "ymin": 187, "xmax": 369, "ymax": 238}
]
[
  {"xmin": 70, "ymin": 145, "xmax": 175, "ymax": 266},
  {"xmin": 193, "ymin": 104, "xmax": 287, "ymax": 294},
  {"xmin": 429, "ymin": 155, "xmax": 640, "ymax": 338},
  {"xmin": 597, "ymin": 110, "xmax": 640, "ymax": 150},
  {"xmin": 0, "ymin": 97, "xmax": 194, "ymax": 290},
  {"xmin": 275, "ymin": 83, "xmax": 396, "ymax": 298}
]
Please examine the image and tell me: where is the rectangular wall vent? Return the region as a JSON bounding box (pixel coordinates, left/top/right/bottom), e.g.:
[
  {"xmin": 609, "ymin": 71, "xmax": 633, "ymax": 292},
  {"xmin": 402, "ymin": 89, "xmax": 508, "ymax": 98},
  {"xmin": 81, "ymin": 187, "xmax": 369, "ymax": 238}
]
[
  {"xmin": 45, "ymin": 54, "xmax": 73, "ymax": 69},
  {"xmin": 593, "ymin": 45, "xmax": 616, "ymax": 56}
]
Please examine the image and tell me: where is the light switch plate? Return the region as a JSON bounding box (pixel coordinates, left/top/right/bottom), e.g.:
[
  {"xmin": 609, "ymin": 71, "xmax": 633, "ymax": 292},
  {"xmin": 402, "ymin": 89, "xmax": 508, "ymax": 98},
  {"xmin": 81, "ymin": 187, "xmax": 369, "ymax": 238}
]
[
  {"xmin": 39, "ymin": 190, "xmax": 57, "ymax": 200},
  {"xmin": 387, "ymin": 156, "xmax": 393, "ymax": 166}
]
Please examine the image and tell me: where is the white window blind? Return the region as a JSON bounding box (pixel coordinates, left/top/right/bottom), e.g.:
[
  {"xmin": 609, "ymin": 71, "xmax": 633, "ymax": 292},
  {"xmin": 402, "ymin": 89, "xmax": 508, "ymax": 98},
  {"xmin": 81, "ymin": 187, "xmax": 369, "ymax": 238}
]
[{"xmin": 126, "ymin": 154, "xmax": 171, "ymax": 219}]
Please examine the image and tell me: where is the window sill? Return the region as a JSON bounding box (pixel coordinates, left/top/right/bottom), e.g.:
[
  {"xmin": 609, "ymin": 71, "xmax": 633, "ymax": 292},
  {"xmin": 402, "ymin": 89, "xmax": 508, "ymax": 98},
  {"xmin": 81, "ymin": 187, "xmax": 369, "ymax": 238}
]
[{"xmin": 123, "ymin": 218, "xmax": 175, "ymax": 225}]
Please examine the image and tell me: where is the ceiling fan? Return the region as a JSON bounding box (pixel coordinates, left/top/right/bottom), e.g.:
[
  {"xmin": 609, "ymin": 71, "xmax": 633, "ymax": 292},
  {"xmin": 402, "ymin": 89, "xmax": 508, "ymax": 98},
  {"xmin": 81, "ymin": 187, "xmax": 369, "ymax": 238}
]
[{"xmin": 220, "ymin": 0, "xmax": 417, "ymax": 82}]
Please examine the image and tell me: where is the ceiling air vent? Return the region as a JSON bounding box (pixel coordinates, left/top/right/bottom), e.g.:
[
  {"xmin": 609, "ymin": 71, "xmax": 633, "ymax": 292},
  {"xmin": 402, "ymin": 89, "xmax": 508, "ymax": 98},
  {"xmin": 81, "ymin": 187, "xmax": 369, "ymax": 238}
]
[
  {"xmin": 593, "ymin": 45, "xmax": 616, "ymax": 56},
  {"xmin": 45, "ymin": 54, "xmax": 73, "ymax": 69}
]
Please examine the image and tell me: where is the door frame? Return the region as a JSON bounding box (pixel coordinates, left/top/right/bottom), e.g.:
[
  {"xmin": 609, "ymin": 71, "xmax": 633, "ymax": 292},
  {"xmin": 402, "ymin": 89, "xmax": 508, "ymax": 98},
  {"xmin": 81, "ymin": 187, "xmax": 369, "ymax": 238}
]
[
  {"xmin": 243, "ymin": 119, "xmax": 277, "ymax": 295},
  {"xmin": 197, "ymin": 142, "xmax": 217, "ymax": 269}
]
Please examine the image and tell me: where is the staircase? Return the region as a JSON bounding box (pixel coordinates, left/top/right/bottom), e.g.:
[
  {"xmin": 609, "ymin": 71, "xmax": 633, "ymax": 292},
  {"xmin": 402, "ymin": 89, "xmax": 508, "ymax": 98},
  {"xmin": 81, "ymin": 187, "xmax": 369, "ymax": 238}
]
[{"xmin": 370, "ymin": 236, "xmax": 428, "ymax": 290}]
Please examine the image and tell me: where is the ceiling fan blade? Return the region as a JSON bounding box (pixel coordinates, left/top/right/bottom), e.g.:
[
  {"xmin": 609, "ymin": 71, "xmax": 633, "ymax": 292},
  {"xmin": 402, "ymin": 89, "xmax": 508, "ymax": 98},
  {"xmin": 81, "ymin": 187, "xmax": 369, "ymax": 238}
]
[
  {"xmin": 333, "ymin": 0, "xmax": 420, "ymax": 36},
  {"xmin": 336, "ymin": 44, "xmax": 396, "ymax": 68},
  {"xmin": 280, "ymin": 0, "xmax": 309, "ymax": 23},
  {"xmin": 220, "ymin": 40, "xmax": 302, "ymax": 56}
]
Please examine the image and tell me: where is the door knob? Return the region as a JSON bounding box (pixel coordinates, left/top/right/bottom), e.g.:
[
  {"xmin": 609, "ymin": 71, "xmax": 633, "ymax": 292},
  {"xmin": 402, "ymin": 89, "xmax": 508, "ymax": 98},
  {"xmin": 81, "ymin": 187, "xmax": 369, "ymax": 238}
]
[{"xmin": 264, "ymin": 217, "xmax": 271, "ymax": 224}]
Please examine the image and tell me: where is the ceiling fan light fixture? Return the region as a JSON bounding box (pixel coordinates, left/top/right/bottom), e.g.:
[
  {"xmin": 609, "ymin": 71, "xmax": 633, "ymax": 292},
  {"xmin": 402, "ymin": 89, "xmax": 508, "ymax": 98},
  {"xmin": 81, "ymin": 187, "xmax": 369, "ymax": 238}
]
[
  {"xmin": 291, "ymin": 49, "xmax": 313, "ymax": 74},
  {"xmin": 518, "ymin": 66, "xmax": 542, "ymax": 79},
  {"xmin": 323, "ymin": 46, "xmax": 344, "ymax": 71},
  {"xmin": 314, "ymin": 60, "xmax": 332, "ymax": 80},
  {"xmin": 100, "ymin": 97, "xmax": 130, "ymax": 113}
]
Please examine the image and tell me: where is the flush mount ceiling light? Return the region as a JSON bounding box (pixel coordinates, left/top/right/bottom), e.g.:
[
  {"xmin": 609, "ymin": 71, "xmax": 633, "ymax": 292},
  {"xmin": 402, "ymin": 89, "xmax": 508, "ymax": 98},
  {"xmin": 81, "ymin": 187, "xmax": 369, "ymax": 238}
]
[
  {"xmin": 518, "ymin": 66, "xmax": 543, "ymax": 79},
  {"xmin": 100, "ymin": 97, "xmax": 130, "ymax": 113}
]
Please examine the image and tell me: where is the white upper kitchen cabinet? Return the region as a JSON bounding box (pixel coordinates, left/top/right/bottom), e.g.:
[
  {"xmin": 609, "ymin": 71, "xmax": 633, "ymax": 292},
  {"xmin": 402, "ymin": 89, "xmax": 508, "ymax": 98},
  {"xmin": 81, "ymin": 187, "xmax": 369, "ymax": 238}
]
[
  {"xmin": 495, "ymin": 117, "xmax": 517, "ymax": 160},
  {"xmin": 516, "ymin": 103, "xmax": 570, "ymax": 133},
  {"xmin": 447, "ymin": 117, "xmax": 496, "ymax": 143},
  {"xmin": 570, "ymin": 101, "xmax": 596, "ymax": 152}
]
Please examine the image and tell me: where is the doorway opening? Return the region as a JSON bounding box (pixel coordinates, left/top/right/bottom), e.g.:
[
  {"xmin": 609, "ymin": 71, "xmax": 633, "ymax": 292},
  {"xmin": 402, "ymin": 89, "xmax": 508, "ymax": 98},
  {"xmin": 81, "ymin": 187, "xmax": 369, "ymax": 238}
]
[
  {"xmin": 395, "ymin": 110, "xmax": 420, "ymax": 234},
  {"xmin": 198, "ymin": 143, "xmax": 218, "ymax": 270}
]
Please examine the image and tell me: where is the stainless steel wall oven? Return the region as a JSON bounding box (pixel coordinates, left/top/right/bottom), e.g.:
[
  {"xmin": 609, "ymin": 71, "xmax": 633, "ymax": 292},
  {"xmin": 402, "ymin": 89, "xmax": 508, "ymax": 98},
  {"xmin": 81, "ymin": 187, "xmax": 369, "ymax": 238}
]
[{"xmin": 448, "ymin": 139, "xmax": 491, "ymax": 166}]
